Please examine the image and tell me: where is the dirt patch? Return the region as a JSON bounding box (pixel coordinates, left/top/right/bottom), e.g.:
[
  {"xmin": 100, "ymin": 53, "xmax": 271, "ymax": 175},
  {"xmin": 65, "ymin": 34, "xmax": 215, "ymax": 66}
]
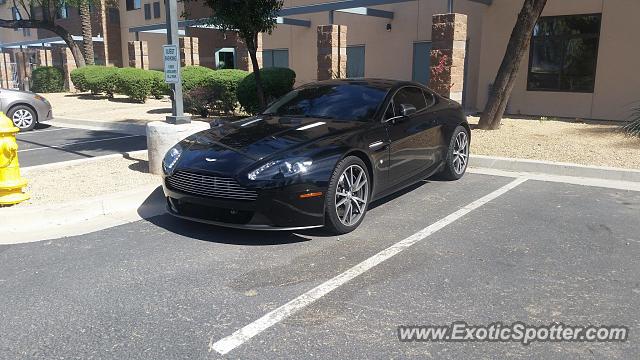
[
  {"xmin": 469, "ymin": 116, "xmax": 640, "ymax": 169},
  {"xmin": 3, "ymin": 152, "xmax": 160, "ymax": 208}
]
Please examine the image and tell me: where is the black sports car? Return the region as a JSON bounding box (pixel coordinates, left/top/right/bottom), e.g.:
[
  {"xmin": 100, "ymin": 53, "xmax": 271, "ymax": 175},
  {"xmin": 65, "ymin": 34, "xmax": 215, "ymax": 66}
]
[{"xmin": 162, "ymin": 79, "xmax": 470, "ymax": 234}]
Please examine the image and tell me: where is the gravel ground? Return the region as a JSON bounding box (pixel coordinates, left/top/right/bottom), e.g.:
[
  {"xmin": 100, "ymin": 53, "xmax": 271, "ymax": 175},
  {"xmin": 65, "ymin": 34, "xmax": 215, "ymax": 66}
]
[
  {"xmin": 44, "ymin": 93, "xmax": 175, "ymax": 123},
  {"xmin": 5, "ymin": 152, "xmax": 160, "ymax": 208},
  {"xmin": 469, "ymin": 116, "xmax": 640, "ymax": 169}
]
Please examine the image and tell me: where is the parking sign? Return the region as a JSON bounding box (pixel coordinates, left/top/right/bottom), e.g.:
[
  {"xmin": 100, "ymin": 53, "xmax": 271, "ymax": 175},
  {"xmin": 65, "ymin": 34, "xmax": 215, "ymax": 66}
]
[{"xmin": 163, "ymin": 45, "xmax": 180, "ymax": 84}]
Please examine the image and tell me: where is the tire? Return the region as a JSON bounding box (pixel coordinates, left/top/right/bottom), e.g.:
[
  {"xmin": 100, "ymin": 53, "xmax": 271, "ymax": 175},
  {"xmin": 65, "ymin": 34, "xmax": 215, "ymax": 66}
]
[
  {"xmin": 325, "ymin": 156, "xmax": 370, "ymax": 235},
  {"xmin": 439, "ymin": 125, "xmax": 470, "ymax": 180},
  {"xmin": 8, "ymin": 105, "xmax": 37, "ymax": 131}
]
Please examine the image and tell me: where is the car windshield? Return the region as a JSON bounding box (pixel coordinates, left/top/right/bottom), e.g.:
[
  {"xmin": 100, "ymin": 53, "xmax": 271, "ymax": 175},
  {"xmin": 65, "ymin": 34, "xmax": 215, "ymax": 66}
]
[{"xmin": 263, "ymin": 84, "xmax": 387, "ymax": 122}]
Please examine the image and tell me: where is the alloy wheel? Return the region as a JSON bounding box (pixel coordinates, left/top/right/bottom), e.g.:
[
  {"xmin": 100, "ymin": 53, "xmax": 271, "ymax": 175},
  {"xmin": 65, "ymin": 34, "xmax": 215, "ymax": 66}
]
[
  {"xmin": 452, "ymin": 131, "xmax": 469, "ymax": 175},
  {"xmin": 12, "ymin": 109, "xmax": 34, "ymax": 129},
  {"xmin": 335, "ymin": 164, "xmax": 369, "ymax": 227}
]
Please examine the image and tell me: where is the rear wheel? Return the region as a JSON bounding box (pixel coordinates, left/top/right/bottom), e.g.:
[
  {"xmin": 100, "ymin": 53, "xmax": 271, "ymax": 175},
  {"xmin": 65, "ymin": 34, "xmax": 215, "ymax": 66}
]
[
  {"xmin": 9, "ymin": 105, "xmax": 37, "ymax": 131},
  {"xmin": 439, "ymin": 125, "xmax": 469, "ymax": 180},
  {"xmin": 325, "ymin": 156, "xmax": 370, "ymax": 235}
]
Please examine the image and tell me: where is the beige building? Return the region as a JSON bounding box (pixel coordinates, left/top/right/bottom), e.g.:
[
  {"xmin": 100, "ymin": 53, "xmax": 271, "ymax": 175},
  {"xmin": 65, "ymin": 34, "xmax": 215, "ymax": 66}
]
[{"xmin": 2, "ymin": 0, "xmax": 639, "ymax": 121}]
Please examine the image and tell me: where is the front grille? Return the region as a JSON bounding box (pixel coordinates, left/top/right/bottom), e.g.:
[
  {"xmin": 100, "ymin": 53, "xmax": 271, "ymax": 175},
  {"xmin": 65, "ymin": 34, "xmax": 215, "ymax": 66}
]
[{"xmin": 166, "ymin": 171, "xmax": 258, "ymax": 201}]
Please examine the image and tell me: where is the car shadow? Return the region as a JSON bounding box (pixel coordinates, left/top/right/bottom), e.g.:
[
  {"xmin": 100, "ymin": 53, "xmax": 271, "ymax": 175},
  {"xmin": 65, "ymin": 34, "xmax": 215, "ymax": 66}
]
[{"xmin": 137, "ymin": 187, "xmax": 311, "ymax": 246}]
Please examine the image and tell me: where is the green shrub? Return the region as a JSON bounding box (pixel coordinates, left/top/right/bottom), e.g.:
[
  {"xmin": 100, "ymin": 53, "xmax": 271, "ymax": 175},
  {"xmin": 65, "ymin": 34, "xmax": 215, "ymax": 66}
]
[
  {"xmin": 181, "ymin": 66, "xmax": 215, "ymax": 92},
  {"xmin": 148, "ymin": 70, "xmax": 170, "ymax": 99},
  {"xmin": 184, "ymin": 87, "xmax": 218, "ymax": 117},
  {"xmin": 115, "ymin": 67, "xmax": 155, "ymax": 102},
  {"xmin": 183, "ymin": 69, "xmax": 249, "ymax": 117},
  {"xmin": 70, "ymin": 66, "xmax": 90, "ymax": 92},
  {"xmin": 81, "ymin": 66, "xmax": 120, "ymax": 96},
  {"xmin": 32, "ymin": 66, "xmax": 64, "ymax": 93},
  {"xmin": 237, "ymin": 67, "xmax": 296, "ymax": 114},
  {"xmin": 205, "ymin": 69, "xmax": 249, "ymax": 114}
]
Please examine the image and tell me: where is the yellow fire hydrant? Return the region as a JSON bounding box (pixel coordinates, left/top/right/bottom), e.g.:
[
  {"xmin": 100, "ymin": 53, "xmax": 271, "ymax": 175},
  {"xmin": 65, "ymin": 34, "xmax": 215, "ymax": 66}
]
[{"xmin": 0, "ymin": 111, "xmax": 29, "ymax": 205}]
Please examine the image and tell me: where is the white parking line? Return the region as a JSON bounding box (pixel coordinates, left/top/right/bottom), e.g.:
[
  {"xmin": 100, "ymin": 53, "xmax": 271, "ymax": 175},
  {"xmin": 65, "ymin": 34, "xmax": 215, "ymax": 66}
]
[
  {"xmin": 16, "ymin": 127, "xmax": 71, "ymax": 135},
  {"xmin": 17, "ymin": 135, "xmax": 142, "ymax": 152},
  {"xmin": 209, "ymin": 177, "xmax": 528, "ymax": 355}
]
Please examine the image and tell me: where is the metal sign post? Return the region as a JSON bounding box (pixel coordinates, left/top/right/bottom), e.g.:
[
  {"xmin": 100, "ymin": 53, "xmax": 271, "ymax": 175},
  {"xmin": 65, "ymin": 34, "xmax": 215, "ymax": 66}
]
[{"xmin": 164, "ymin": 0, "xmax": 190, "ymax": 124}]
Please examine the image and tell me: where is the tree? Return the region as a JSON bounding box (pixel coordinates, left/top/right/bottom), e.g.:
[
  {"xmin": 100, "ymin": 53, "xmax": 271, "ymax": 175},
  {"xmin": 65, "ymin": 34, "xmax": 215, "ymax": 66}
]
[
  {"xmin": 478, "ymin": 0, "xmax": 547, "ymax": 130},
  {"xmin": 199, "ymin": 0, "xmax": 284, "ymax": 109},
  {"xmin": 78, "ymin": 0, "xmax": 94, "ymax": 65},
  {"xmin": 0, "ymin": 0, "xmax": 86, "ymax": 67}
]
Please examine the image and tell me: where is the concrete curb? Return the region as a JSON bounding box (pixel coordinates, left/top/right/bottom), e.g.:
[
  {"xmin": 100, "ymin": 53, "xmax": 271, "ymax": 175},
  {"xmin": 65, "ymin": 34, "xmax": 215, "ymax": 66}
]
[
  {"xmin": 1, "ymin": 184, "xmax": 165, "ymax": 244},
  {"xmin": 52, "ymin": 117, "xmax": 149, "ymax": 136},
  {"xmin": 470, "ymin": 155, "xmax": 640, "ymax": 183}
]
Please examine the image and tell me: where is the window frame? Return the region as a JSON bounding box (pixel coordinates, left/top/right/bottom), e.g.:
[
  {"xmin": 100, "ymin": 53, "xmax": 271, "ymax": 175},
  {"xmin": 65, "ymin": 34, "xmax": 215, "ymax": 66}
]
[
  {"xmin": 126, "ymin": 0, "xmax": 141, "ymax": 11},
  {"xmin": 526, "ymin": 13, "xmax": 602, "ymax": 93},
  {"xmin": 143, "ymin": 3, "xmax": 151, "ymax": 19},
  {"xmin": 153, "ymin": 1, "xmax": 161, "ymax": 18},
  {"xmin": 383, "ymin": 85, "xmax": 436, "ymax": 122}
]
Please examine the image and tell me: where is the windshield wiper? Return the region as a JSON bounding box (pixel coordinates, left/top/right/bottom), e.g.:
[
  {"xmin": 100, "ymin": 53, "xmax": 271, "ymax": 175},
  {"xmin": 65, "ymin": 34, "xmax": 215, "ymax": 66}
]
[{"xmin": 304, "ymin": 114, "xmax": 336, "ymax": 120}]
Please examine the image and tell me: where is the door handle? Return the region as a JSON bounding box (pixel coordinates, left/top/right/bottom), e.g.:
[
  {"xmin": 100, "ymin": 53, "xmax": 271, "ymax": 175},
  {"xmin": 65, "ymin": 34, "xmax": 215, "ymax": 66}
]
[{"xmin": 369, "ymin": 140, "xmax": 389, "ymax": 151}]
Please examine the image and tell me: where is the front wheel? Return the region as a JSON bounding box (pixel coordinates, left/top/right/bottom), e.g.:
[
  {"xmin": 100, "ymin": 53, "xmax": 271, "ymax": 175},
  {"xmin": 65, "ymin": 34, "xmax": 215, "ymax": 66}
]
[
  {"xmin": 439, "ymin": 125, "xmax": 470, "ymax": 180},
  {"xmin": 9, "ymin": 105, "xmax": 37, "ymax": 131},
  {"xmin": 325, "ymin": 156, "xmax": 370, "ymax": 235}
]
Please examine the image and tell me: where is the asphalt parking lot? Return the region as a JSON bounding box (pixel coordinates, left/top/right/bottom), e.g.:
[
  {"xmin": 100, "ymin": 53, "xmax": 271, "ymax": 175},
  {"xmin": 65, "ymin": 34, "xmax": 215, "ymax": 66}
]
[
  {"xmin": 16, "ymin": 125, "xmax": 147, "ymax": 167},
  {"xmin": 0, "ymin": 172, "xmax": 638, "ymax": 359}
]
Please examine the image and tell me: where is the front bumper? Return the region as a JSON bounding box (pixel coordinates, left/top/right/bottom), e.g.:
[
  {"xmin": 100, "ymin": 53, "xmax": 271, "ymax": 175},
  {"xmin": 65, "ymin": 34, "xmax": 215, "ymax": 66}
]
[
  {"xmin": 34, "ymin": 101, "xmax": 53, "ymax": 122},
  {"xmin": 163, "ymin": 180, "xmax": 327, "ymax": 230}
]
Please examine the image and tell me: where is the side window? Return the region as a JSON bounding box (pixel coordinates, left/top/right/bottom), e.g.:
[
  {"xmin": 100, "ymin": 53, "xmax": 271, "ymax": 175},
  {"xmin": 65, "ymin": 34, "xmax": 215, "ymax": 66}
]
[
  {"xmin": 393, "ymin": 87, "xmax": 427, "ymax": 114},
  {"xmin": 423, "ymin": 90, "xmax": 436, "ymax": 108},
  {"xmin": 384, "ymin": 102, "xmax": 395, "ymax": 120}
]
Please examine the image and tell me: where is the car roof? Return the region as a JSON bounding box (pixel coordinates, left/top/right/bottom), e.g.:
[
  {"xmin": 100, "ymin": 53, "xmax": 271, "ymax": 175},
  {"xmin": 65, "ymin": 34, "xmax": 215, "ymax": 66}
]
[{"xmin": 307, "ymin": 78, "xmax": 425, "ymax": 92}]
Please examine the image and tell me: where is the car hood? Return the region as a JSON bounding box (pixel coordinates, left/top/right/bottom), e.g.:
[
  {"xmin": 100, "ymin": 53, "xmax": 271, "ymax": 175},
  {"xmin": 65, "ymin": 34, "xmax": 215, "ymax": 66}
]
[{"xmin": 176, "ymin": 115, "xmax": 363, "ymax": 174}]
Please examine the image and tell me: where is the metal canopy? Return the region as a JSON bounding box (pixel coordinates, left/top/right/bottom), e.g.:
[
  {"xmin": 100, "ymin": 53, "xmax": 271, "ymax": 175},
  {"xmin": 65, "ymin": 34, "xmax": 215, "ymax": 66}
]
[
  {"xmin": 278, "ymin": 0, "xmax": 491, "ymax": 16},
  {"xmin": 0, "ymin": 35, "xmax": 104, "ymax": 49},
  {"xmin": 125, "ymin": 0, "xmax": 492, "ymax": 34},
  {"xmin": 337, "ymin": 7, "xmax": 394, "ymax": 19}
]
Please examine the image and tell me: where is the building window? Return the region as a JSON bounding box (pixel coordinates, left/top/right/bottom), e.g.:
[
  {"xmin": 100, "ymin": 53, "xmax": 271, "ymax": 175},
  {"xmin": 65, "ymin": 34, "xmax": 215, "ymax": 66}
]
[
  {"xmin": 412, "ymin": 41, "xmax": 432, "ymax": 85},
  {"xmin": 57, "ymin": 3, "xmax": 69, "ymax": 19},
  {"xmin": 108, "ymin": 8, "xmax": 120, "ymax": 24},
  {"xmin": 153, "ymin": 1, "xmax": 161, "ymax": 18},
  {"xmin": 215, "ymin": 48, "xmax": 236, "ymax": 69},
  {"xmin": 0, "ymin": 0, "xmax": 7, "ymax": 5},
  {"xmin": 527, "ymin": 14, "xmax": 602, "ymax": 93},
  {"xmin": 144, "ymin": 3, "xmax": 151, "ymax": 19},
  {"xmin": 11, "ymin": 7, "xmax": 20, "ymax": 31},
  {"xmin": 126, "ymin": 0, "xmax": 141, "ymax": 11},
  {"xmin": 262, "ymin": 49, "xmax": 289, "ymax": 68},
  {"xmin": 346, "ymin": 45, "xmax": 365, "ymax": 78}
]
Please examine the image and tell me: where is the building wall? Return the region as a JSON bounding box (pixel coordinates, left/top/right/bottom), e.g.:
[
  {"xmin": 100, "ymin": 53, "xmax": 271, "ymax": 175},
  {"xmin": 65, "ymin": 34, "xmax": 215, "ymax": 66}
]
[
  {"xmin": 0, "ymin": 4, "xmax": 39, "ymax": 44},
  {"xmin": 262, "ymin": 0, "xmax": 487, "ymax": 110},
  {"xmin": 477, "ymin": 0, "xmax": 640, "ymax": 121},
  {"xmin": 118, "ymin": 0, "xmax": 182, "ymax": 69}
]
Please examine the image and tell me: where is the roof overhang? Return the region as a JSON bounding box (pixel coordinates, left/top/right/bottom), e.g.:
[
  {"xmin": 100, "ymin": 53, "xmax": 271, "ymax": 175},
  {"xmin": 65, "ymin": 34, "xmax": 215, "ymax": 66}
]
[{"xmin": 0, "ymin": 35, "xmax": 104, "ymax": 49}]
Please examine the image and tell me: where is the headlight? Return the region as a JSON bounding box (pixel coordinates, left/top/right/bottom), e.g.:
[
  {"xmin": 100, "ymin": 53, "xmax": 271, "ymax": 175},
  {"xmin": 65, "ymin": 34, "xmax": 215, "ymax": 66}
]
[
  {"xmin": 162, "ymin": 144, "xmax": 183, "ymax": 174},
  {"xmin": 34, "ymin": 94, "xmax": 48, "ymax": 104},
  {"xmin": 248, "ymin": 158, "xmax": 312, "ymax": 181}
]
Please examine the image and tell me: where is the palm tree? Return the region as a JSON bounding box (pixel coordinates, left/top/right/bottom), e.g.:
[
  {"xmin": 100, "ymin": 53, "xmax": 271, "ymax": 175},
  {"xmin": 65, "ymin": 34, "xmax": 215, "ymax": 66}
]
[
  {"xmin": 623, "ymin": 106, "xmax": 640, "ymax": 137},
  {"xmin": 78, "ymin": 0, "xmax": 94, "ymax": 65}
]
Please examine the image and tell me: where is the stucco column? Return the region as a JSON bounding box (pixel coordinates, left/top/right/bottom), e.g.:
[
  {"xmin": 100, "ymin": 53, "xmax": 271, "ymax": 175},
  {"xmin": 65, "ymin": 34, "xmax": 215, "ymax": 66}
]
[
  {"xmin": 428, "ymin": 13, "xmax": 467, "ymax": 103},
  {"xmin": 179, "ymin": 37, "xmax": 200, "ymax": 66},
  {"xmin": 14, "ymin": 52, "xmax": 32, "ymax": 91},
  {"xmin": 52, "ymin": 45, "xmax": 77, "ymax": 91},
  {"xmin": 0, "ymin": 53, "xmax": 13, "ymax": 89},
  {"xmin": 237, "ymin": 33, "xmax": 262, "ymax": 72},
  {"xmin": 37, "ymin": 49, "xmax": 53, "ymax": 67},
  {"xmin": 317, "ymin": 25, "xmax": 347, "ymax": 80},
  {"xmin": 128, "ymin": 40, "xmax": 149, "ymax": 69}
]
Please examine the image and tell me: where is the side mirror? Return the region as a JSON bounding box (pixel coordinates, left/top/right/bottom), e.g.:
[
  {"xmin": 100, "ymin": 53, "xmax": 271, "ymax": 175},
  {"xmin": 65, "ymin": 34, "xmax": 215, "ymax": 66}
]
[{"xmin": 400, "ymin": 104, "xmax": 417, "ymax": 117}]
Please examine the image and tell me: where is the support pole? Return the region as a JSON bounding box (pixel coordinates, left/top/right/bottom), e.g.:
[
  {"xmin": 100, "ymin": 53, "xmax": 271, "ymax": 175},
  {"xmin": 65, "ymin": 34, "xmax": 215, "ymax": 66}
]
[{"xmin": 164, "ymin": 0, "xmax": 189, "ymax": 124}]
